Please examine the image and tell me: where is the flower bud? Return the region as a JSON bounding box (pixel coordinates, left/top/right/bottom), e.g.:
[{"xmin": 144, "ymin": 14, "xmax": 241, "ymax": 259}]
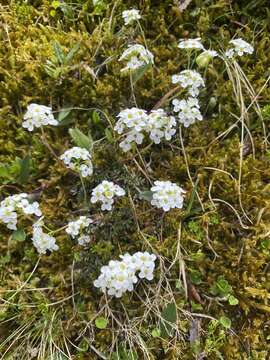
[
  {"xmin": 208, "ymin": 97, "xmax": 217, "ymax": 110},
  {"xmin": 196, "ymin": 50, "xmax": 217, "ymax": 68},
  {"xmin": 196, "ymin": 52, "xmax": 212, "ymax": 68}
]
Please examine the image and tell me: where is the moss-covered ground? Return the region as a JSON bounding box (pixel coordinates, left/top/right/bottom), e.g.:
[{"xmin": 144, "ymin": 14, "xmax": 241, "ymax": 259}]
[{"xmin": 1, "ymin": 0, "xmax": 270, "ymax": 358}]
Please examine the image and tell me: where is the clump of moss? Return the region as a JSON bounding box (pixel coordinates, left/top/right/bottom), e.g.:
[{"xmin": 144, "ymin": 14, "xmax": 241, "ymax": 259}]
[{"xmin": 0, "ymin": 0, "xmax": 270, "ymax": 358}]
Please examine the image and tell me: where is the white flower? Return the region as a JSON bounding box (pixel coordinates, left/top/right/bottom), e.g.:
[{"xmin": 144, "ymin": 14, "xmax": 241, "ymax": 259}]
[
  {"xmin": 116, "ymin": 108, "xmax": 148, "ymax": 132},
  {"xmin": 78, "ymin": 235, "xmax": 91, "ymax": 246},
  {"xmin": 94, "ymin": 251, "xmax": 156, "ymax": 298},
  {"xmin": 126, "ymin": 56, "xmax": 145, "ymax": 70},
  {"xmin": 0, "ymin": 206, "xmax": 17, "ymax": 230},
  {"xmin": 132, "ymin": 252, "xmax": 157, "ymax": 280},
  {"xmin": 90, "ymin": 181, "xmax": 125, "ymax": 211},
  {"xmin": 22, "ymin": 104, "xmax": 58, "ymax": 131},
  {"xmin": 66, "ymin": 216, "xmax": 92, "ymax": 239},
  {"xmin": 0, "ymin": 193, "xmax": 42, "ymax": 230},
  {"xmin": 172, "ymin": 70, "xmax": 205, "ymax": 97},
  {"xmin": 150, "ymin": 180, "xmax": 186, "ymax": 212},
  {"xmin": 147, "ymin": 109, "xmax": 176, "ymax": 144},
  {"xmin": 122, "ymin": 9, "xmax": 141, "ymax": 25},
  {"xmin": 172, "ymin": 97, "xmax": 203, "ymax": 127},
  {"xmin": 115, "ymin": 107, "xmax": 148, "ymax": 152},
  {"xmin": 18, "ymin": 200, "xmax": 42, "ymax": 217},
  {"xmin": 201, "ymin": 49, "xmax": 218, "ymax": 58},
  {"xmin": 119, "ymin": 44, "xmax": 154, "ymax": 71},
  {"xmin": 60, "ymin": 147, "xmax": 93, "ymax": 178},
  {"xmin": 115, "ymin": 108, "xmax": 177, "ymax": 151},
  {"xmin": 119, "ymin": 139, "xmax": 133, "ymax": 152},
  {"xmin": 178, "ymin": 38, "xmax": 204, "ymax": 50},
  {"xmin": 32, "ymin": 221, "xmax": 58, "ymax": 255},
  {"xmin": 225, "ymin": 38, "xmax": 254, "ymax": 58},
  {"xmin": 225, "ymin": 49, "xmax": 234, "ymax": 58}
]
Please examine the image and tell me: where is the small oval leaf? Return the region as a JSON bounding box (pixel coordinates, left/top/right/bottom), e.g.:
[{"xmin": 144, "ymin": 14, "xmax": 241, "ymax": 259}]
[
  {"xmin": 95, "ymin": 317, "xmax": 108, "ymax": 329},
  {"xmin": 219, "ymin": 316, "xmax": 231, "ymax": 329},
  {"xmin": 69, "ymin": 128, "xmax": 93, "ymax": 151}
]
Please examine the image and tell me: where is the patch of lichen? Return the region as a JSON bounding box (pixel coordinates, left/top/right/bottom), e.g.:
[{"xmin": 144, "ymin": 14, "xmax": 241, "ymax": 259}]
[{"xmin": 1, "ymin": 0, "xmax": 270, "ymax": 358}]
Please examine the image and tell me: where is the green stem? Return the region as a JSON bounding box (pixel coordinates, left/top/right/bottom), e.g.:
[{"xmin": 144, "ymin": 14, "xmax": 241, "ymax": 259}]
[
  {"xmin": 129, "ymin": 72, "xmax": 137, "ymax": 106},
  {"xmin": 80, "ymin": 174, "xmax": 88, "ymax": 207}
]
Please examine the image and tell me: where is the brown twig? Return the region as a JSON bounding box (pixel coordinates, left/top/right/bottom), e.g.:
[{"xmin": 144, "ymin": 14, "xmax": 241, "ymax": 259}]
[{"xmin": 152, "ymin": 86, "xmax": 181, "ymax": 110}]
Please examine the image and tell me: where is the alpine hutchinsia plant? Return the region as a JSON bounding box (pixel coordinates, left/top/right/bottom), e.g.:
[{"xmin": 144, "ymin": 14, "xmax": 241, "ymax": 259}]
[
  {"xmin": 60, "ymin": 147, "xmax": 93, "ymax": 178},
  {"xmin": 66, "ymin": 216, "xmax": 93, "ymax": 246},
  {"xmin": 114, "ymin": 107, "xmax": 176, "ymax": 151},
  {"xmin": 0, "ymin": 193, "xmax": 42, "ymax": 230},
  {"xmin": 94, "ymin": 252, "xmax": 156, "ymax": 298},
  {"xmin": 22, "ymin": 103, "xmax": 58, "ymax": 131},
  {"xmin": 90, "ymin": 180, "xmax": 125, "ymax": 211},
  {"xmin": 150, "ymin": 181, "xmax": 186, "ymax": 212},
  {"xmin": 119, "ymin": 44, "xmax": 154, "ymax": 72},
  {"xmin": 32, "ymin": 219, "xmax": 59, "ymax": 255},
  {"xmin": 122, "ymin": 9, "xmax": 141, "ymax": 25}
]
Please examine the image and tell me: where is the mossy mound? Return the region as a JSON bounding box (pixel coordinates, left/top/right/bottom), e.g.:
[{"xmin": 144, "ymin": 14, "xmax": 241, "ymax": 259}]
[{"xmin": 0, "ymin": 0, "xmax": 270, "ymax": 358}]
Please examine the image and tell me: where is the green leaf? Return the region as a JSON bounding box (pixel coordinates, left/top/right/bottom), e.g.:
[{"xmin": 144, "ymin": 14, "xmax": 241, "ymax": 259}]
[
  {"xmin": 58, "ymin": 108, "xmax": 72, "ymax": 122},
  {"xmin": 77, "ymin": 338, "xmax": 89, "ymax": 352},
  {"xmin": 51, "ymin": 1, "xmax": 60, "ymax": 9},
  {"xmin": 69, "ymin": 128, "xmax": 93, "ymax": 151},
  {"xmin": 160, "ymin": 302, "xmax": 177, "ymax": 339},
  {"xmin": 190, "ymin": 269, "xmax": 202, "ymax": 285},
  {"xmin": 95, "ymin": 317, "xmax": 108, "ymax": 329},
  {"xmin": 184, "ymin": 177, "xmax": 199, "ymax": 216},
  {"xmin": 151, "ymin": 328, "xmax": 161, "ymax": 337},
  {"xmin": 138, "ymin": 191, "xmax": 153, "ymax": 201},
  {"xmin": 216, "ymin": 277, "xmax": 232, "ymax": 295},
  {"xmin": 210, "ymin": 276, "xmax": 232, "ymax": 297},
  {"xmin": 0, "ymin": 254, "xmax": 11, "ymax": 265},
  {"xmin": 260, "ymin": 238, "xmax": 270, "ymax": 250},
  {"xmin": 219, "ymin": 316, "xmax": 231, "ymax": 329},
  {"xmin": 59, "ymin": 3, "xmax": 75, "ymax": 19},
  {"xmin": 18, "ymin": 156, "xmax": 31, "ymax": 184},
  {"xmin": 131, "ymin": 63, "xmax": 151, "ymax": 84},
  {"xmin": 112, "ymin": 348, "xmax": 138, "ymax": 360},
  {"xmin": 105, "ymin": 128, "xmax": 114, "ymax": 143},
  {"xmin": 53, "ymin": 41, "xmax": 65, "ymax": 64},
  {"xmin": 191, "ymin": 301, "xmax": 203, "ymax": 311},
  {"xmin": 11, "ymin": 229, "xmax": 26, "ymax": 242},
  {"xmin": 228, "ymin": 295, "xmax": 239, "ymax": 306},
  {"xmin": 65, "ymin": 43, "xmax": 80, "ymax": 64},
  {"xmin": 92, "ymin": 110, "xmax": 101, "ymax": 124},
  {"xmin": 50, "ymin": 9, "xmax": 56, "ymax": 17},
  {"xmin": 0, "ymin": 164, "xmax": 11, "ymax": 179}
]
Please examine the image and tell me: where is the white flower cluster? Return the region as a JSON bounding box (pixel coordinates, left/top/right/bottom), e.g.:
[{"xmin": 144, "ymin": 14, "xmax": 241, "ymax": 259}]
[
  {"xmin": 60, "ymin": 147, "xmax": 93, "ymax": 178},
  {"xmin": 119, "ymin": 44, "xmax": 154, "ymax": 72},
  {"xmin": 147, "ymin": 109, "xmax": 177, "ymax": 144},
  {"xmin": 32, "ymin": 220, "xmax": 58, "ymax": 255},
  {"xmin": 90, "ymin": 180, "xmax": 125, "ymax": 211},
  {"xmin": 172, "ymin": 43, "xmax": 207, "ymax": 127},
  {"xmin": 172, "ymin": 97, "xmax": 202, "ymax": 127},
  {"xmin": 66, "ymin": 216, "xmax": 93, "ymax": 246},
  {"xmin": 150, "ymin": 180, "xmax": 186, "ymax": 212},
  {"xmin": 0, "ymin": 193, "xmax": 42, "ymax": 230},
  {"xmin": 94, "ymin": 251, "xmax": 156, "ymax": 298},
  {"xmin": 225, "ymin": 38, "xmax": 254, "ymax": 58},
  {"xmin": 172, "ymin": 70, "xmax": 205, "ymax": 97},
  {"xmin": 122, "ymin": 9, "xmax": 141, "ymax": 25},
  {"xmin": 23, "ymin": 103, "xmax": 58, "ymax": 132},
  {"xmin": 114, "ymin": 107, "xmax": 176, "ymax": 151}
]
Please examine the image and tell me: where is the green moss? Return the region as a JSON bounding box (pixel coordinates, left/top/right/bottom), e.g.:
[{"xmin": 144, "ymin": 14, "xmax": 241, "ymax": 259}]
[{"xmin": 0, "ymin": 0, "xmax": 270, "ymax": 358}]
